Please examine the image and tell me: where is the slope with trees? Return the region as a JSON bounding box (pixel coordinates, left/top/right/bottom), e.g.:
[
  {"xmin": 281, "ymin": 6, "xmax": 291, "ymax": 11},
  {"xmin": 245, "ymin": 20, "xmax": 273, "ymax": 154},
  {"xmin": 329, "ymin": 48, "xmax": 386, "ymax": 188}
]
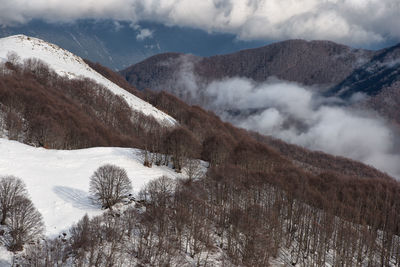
[
  {"xmin": 2, "ymin": 57, "xmax": 400, "ymax": 265},
  {"xmin": 0, "ymin": 57, "xmax": 161, "ymax": 149},
  {"xmin": 121, "ymin": 40, "xmax": 375, "ymax": 92},
  {"xmin": 14, "ymin": 165, "xmax": 400, "ymax": 266}
]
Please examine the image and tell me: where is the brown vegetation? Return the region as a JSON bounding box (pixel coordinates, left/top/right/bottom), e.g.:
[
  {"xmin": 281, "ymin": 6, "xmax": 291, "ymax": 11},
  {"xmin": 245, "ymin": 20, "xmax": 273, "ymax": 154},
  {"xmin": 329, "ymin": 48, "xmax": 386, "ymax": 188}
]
[
  {"xmin": 3, "ymin": 59, "xmax": 400, "ymax": 265},
  {"xmin": 17, "ymin": 164, "xmax": 400, "ymax": 266},
  {"xmin": 120, "ymin": 40, "xmax": 376, "ymax": 93},
  {"xmin": 0, "ymin": 59, "xmax": 160, "ymax": 149}
]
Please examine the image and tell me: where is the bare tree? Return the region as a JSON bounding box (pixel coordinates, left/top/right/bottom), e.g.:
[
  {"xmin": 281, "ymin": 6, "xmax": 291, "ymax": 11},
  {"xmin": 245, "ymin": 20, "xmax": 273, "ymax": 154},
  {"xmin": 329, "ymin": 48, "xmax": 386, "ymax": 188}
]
[
  {"xmin": 3, "ymin": 196, "xmax": 44, "ymax": 251},
  {"xmin": 6, "ymin": 51, "xmax": 21, "ymax": 65},
  {"xmin": 165, "ymin": 127, "xmax": 199, "ymax": 173},
  {"xmin": 201, "ymin": 134, "xmax": 231, "ymax": 167},
  {"xmin": 183, "ymin": 159, "xmax": 203, "ymax": 181},
  {"xmin": 89, "ymin": 164, "xmax": 132, "ymax": 209},
  {"xmin": 0, "ymin": 176, "xmax": 27, "ymax": 225},
  {"xmin": 140, "ymin": 176, "xmax": 175, "ymax": 208}
]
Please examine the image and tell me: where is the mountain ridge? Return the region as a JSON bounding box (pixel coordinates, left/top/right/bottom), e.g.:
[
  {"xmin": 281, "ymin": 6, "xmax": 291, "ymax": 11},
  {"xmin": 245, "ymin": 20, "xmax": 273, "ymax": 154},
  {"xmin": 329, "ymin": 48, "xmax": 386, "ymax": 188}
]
[
  {"xmin": 0, "ymin": 34, "xmax": 176, "ymax": 126},
  {"xmin": 121, "ymin": 38, "xmax": 376, "ymax": 89},
  {"xmin": 119, "ymin": 38, "xmax": 400, "ymax": 178}
]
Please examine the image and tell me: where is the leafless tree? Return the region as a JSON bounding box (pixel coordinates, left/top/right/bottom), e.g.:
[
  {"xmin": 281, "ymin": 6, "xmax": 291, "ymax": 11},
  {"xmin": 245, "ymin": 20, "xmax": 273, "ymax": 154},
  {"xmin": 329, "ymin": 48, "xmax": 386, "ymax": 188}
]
[
  {"xmin": 89, "ymin": 164, "xmax": 132, "ymax": 209},
  {"xmin": 0, "ymin": 176, "xmax": 27, "ymax": 225},
  {"xmin": 3, "ymin": 196, "xmax": 44, "ymax": 251},
  {"xmin": 139, "ymin": 176, "xmax": 175, "ymax": 209},
  {"xmin": 165, "ymin": 127, "xmax": 199, "ymax": 172},
  {"xmin": 183, "ymin": 159, "xmax": 203, "ymax": 181},
  {"xmin": 6, "ymin": 51, "xmax": 21, "ymax": 65}
]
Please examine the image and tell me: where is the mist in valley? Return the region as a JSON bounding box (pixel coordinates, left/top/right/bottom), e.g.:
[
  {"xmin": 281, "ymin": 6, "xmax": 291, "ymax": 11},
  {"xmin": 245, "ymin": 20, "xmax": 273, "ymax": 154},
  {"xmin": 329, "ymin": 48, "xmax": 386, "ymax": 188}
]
[{"xmin": 167, "ymin": 57, "xmax": 400, "ymax": 179}]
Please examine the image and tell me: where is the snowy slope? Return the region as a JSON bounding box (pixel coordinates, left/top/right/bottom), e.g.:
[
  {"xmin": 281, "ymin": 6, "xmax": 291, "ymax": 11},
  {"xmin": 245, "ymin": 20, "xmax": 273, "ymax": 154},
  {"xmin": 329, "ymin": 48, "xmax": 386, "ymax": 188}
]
[
  {"xmin": 0, "ymin": 35, "xmax": 176, "ymax": 126},
  {"xmin": 0, "ymin": 138, "xmax": 185, "ymax": 237}
]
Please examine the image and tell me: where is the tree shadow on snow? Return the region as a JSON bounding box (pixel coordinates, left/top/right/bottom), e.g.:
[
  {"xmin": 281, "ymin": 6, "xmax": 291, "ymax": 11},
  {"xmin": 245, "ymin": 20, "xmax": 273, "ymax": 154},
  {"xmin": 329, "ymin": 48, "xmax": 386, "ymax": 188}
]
[
  {"xmin": 0, "ymin": 259, "xmax": 11, "ymax": 267},
  {"xmin": 53, "ymin": 186, "xmax": 100, "ymax": 210}
]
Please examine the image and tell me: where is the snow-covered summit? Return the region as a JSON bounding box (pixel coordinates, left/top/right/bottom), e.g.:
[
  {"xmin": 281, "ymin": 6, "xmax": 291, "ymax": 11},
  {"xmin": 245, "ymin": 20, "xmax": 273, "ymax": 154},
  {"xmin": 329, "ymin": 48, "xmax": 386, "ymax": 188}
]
[{"xmin": 0, "ymin": 35, "xmax": 176, "ymax": 126}]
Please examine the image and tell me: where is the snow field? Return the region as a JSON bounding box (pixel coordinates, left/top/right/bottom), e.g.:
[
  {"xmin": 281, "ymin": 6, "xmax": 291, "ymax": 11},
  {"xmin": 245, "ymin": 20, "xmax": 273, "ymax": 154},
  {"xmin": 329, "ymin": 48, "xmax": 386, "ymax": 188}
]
[{"xmin": 0, "ymin": 138, "xmax": 184, "ymax": 237}]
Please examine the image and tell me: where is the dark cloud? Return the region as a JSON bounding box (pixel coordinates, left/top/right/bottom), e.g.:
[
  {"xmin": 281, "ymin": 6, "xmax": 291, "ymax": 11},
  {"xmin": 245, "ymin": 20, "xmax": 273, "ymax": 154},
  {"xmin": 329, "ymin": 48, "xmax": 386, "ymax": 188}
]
[{"xmin": 0, "ymin": 0, "xmax": 399, "ymax": 46}]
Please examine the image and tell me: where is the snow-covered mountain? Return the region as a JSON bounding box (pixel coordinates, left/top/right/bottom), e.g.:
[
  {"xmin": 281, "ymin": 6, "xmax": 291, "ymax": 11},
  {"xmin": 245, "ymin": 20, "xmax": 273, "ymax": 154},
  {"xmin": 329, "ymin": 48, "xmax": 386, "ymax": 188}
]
[
  {"xmin": 0, "ymin": 34, "xmax": 176, "ymax": 126},
  {"xmin": 0, "ymin": 138, "xmax": 185, "ymax": 237}
]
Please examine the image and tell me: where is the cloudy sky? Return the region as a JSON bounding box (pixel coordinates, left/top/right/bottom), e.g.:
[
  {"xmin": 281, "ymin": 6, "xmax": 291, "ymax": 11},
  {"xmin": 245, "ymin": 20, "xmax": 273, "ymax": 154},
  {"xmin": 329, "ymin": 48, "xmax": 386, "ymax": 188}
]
[{"xmin": 0, "ymin": 0, "xmax": 399, "ymax": 48}]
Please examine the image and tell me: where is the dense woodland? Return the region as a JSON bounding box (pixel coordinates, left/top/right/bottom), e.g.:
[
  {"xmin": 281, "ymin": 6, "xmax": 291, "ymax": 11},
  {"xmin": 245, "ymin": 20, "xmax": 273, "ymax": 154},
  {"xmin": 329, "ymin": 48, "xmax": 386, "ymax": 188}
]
[
  {"xmin": 0, "ymin": 56, "xmax": 159, "ymax": 149},
  {"xmin": 1, "ymin": 58, "xmax": 400, "ymax": 266}
]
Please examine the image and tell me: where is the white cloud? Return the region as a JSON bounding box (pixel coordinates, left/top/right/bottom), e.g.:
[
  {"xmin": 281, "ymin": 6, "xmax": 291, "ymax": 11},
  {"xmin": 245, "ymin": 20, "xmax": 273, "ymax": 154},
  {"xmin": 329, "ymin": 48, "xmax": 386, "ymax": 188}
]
[
  {"xmin": 162, "ymin": 61, "xmax": 400, "ymax": 178},
  {"xmin": 0, "ymin": 0, "xmax": 399, "ymax": 46},
  {"xmin": 136, "ymin": 28, "xmax": 153, "ymax": 40},
  {"xmin": 207, "ymin": 78, "xmax": 400, "ymax": 179}
]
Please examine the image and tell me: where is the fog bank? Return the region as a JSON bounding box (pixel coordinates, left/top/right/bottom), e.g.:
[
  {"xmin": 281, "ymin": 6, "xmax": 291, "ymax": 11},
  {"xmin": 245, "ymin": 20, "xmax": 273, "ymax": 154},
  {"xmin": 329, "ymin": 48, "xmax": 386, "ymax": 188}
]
[{"xmin": 168, "ymin": 66, "xmax": 400, "ymax": 178}]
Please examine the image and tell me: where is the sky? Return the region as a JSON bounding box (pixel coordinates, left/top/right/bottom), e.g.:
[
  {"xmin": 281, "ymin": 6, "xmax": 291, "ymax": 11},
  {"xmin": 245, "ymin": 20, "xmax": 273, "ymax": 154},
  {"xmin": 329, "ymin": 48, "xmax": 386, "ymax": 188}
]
[{"xmin": 0, "ymin": 0, "xmax": 399, "ymax": 48}]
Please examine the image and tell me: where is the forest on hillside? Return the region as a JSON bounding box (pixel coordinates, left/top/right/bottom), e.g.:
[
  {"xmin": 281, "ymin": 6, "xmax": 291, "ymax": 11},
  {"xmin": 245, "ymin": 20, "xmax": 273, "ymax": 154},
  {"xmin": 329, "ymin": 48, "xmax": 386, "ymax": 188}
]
[{"xmin": 1, "ymin": 59, "xmax": 400, "ymax": 266}]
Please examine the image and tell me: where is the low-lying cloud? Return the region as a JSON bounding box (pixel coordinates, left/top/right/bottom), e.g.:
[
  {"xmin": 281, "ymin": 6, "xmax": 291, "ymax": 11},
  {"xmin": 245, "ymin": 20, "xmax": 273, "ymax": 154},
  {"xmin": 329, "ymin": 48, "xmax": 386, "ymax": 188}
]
[
  {"xmin": 167, "ymin": 64, "xmax": 400, "ymax": 178},
  {"xmin": 1, "ymin": 0, "xmax": 400, "ymax": 47}
]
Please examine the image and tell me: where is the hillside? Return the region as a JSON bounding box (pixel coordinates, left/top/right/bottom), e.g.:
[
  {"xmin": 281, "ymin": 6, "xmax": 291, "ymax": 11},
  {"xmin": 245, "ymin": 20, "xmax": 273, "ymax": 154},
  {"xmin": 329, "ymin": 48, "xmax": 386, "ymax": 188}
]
[
  {"xmin": 120, "ymin": 40, "xmax": 400, "ymax": 129},
  {"xmin": 0, "ymin": 35, "xmax": 175, "ymax": 126},
  {"xmin": 0, "ymin": 138, "xmax": 185, "ymax": 236},
  {"xmin": 1, "ymin": 36, "xmax": 400, "ymax": 266},
  {"xmin": 121, "ymin": 39, "xmax": 375, "ymax": 91},
  {"xmin": 328, "ymin": 43, "xmax": 400, "ymax": 98},
  {"xmin": 0, "ymin": 35, "xmax": 179, "ymax": 150},
  {"xmin": 326, "ymin": 43, "xmax": 400, "ymax": 125},
  {"xmin": 120, "ymin": 40, "xmax": 400, "ymax": 179}
]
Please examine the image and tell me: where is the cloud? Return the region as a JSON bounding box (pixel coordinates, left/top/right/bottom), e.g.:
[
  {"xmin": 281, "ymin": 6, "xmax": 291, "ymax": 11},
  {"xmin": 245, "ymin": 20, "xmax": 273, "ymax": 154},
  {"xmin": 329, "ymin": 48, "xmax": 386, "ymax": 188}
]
[
  {"xmin": 113, "ymin": 21, "xmax": 124, "ymax": 31},
  {"xmin": 163, "ymin": 59, "xmax": 400, "ymax": 178},
  {"xmin": 212, "ymin": 78, "xmax": 400, "ymax": 178},
  {"xmin": 0, "ymin": 0, "xmax": 399, "ymax": 46},
  {"xmin": 136, "ymin": 28, "xmax": 154, "ymax": 40}
]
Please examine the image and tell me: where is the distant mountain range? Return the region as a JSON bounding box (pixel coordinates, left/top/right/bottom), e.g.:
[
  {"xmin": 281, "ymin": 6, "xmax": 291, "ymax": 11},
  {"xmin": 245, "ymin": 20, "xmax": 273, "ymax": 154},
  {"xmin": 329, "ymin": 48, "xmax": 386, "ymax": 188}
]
[
  {"xmin": 0, "ymin": 19, "xmax": 265, "ymax": 70},
  {"xmin": 120, "ymin": 39, "xmax": 392, "ymax": 91},
  {"xmin": 121, "ymin": 39, "xmax": 400, "ymax": 125}
]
